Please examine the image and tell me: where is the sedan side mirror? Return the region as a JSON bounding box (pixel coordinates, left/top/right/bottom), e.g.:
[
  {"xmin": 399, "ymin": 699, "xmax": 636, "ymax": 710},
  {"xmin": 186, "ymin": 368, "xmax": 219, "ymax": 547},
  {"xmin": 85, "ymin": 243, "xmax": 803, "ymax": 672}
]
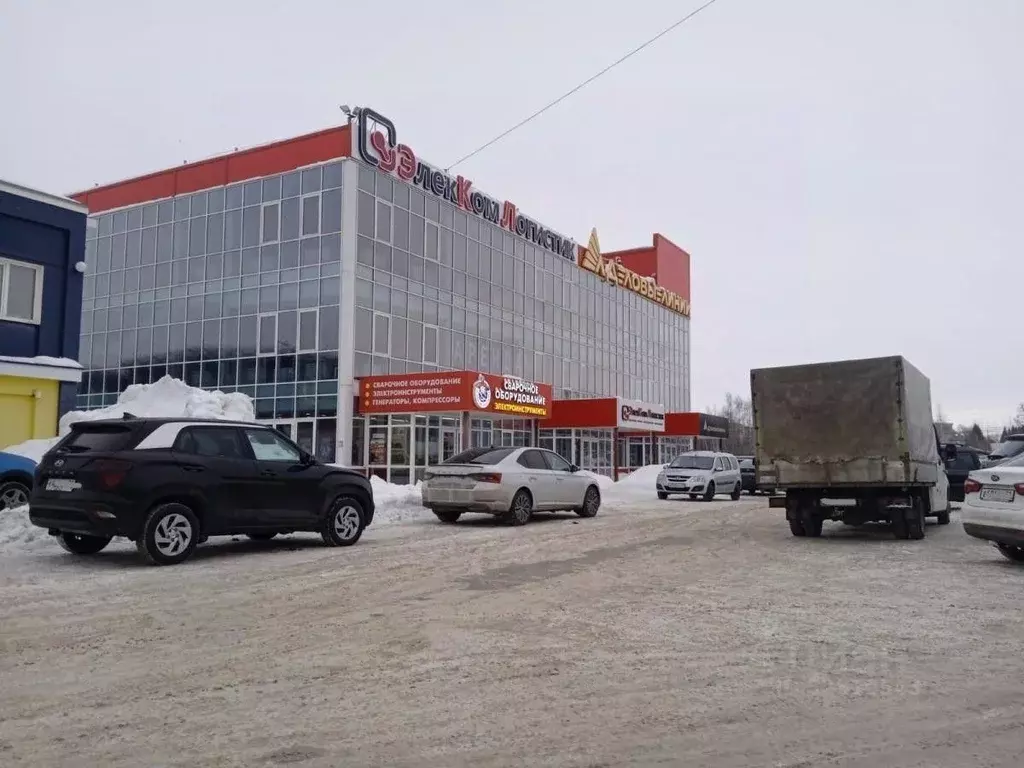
[{"xmin": 569, "ymin": 464, "xmax": 579, "ymax": 473}]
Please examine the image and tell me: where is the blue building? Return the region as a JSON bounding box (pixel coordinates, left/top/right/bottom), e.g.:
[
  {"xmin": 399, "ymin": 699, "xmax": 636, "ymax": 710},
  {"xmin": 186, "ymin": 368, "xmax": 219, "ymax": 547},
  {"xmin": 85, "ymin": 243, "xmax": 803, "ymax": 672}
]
[{"xmin": 0, "ymin": 179, "xmax": 87, "ymax": 447}]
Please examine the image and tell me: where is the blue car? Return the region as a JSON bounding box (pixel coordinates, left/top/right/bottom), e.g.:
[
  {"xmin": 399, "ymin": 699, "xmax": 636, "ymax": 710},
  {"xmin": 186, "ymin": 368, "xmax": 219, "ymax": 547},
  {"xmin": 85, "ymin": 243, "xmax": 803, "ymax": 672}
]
[{"xmin": 0, "ymin": 451, "xmax": 36, "ymax": 511}]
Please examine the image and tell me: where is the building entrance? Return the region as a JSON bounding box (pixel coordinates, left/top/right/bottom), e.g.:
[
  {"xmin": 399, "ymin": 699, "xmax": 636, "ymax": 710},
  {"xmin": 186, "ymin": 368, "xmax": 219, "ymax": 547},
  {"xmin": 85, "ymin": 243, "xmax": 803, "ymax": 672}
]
[{"xmin": 355, "ymin": 414, "xmax": 462, "ymax": 484}]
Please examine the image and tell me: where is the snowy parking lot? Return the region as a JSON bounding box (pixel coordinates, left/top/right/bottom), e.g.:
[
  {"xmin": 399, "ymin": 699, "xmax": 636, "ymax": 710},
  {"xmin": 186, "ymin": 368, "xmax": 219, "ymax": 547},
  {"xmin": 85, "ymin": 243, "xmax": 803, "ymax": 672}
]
[{"xmin": 2, "ymin": 493, "xmax": 1024, "ymax": 767}]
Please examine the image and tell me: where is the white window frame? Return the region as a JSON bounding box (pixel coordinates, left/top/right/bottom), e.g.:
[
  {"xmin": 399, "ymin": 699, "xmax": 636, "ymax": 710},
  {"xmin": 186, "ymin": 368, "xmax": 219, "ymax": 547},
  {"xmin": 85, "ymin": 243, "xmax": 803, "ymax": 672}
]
[
  {"xmin": 375, "ymin": 199, "xmax": 392, "ymax": 244},
  {"xmin": 257, "ymin": 312, "xmax": 277, "ymax": 356},
  {"xmin": 422, "ymin": 323, "xmax": 439, "ymax": 364},
  {"xmin": 372, "ymin": 312, "xmax": 390, "ymax": 356},
  {"xmin": 260, "ymin": 201, "xmax": 280, "ymax": 244},
  {"xmin": 297, "ymin": 308, "xmax": 319, "ymax": 353},
  {"xmin": 0, "ymin": 257, "xmax": 45, "ymax": 325},
  {"xmin": 300, "ymin": 193, "xmax": 321, "ymax": 237}
]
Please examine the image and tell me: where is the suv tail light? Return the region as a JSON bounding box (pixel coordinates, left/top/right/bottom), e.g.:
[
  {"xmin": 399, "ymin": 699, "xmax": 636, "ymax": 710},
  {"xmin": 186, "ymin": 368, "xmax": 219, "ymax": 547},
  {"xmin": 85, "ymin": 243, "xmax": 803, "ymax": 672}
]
[
  {"xmin": 1015, "ymin": 483, "xmax": 1024, "ymax": 495},
  {"xmin": 964, "ymin": 478, "xmax": 982, "ymax": 495},
  {"xmin": 88, "ymin": 459, "xmax": 133, "ymax": 489},
  {"xmin": 469, "ymin": 472, "xmax": 502, "ymax": 484}
]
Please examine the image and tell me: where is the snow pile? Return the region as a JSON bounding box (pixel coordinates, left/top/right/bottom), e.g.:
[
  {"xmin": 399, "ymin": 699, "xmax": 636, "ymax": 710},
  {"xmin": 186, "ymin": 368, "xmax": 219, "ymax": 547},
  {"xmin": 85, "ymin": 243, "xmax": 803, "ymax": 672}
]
[
  {"xmin": 58, "ymin": 376, "xmax": 254, "ymax": 433},
  {"xmin": 603, "ymin": 464, "xmax": 665, "ymax": 507},
  {"xmin": 0, "ymin": 506, "xmax": 49, "ymax": 550},
  {"xmin": 1, "ymin": 376, "xmax": 255, "ymax": 461},
  {"xmin": 370, "ymin": 476, "xmax": 429, "ymax": 524}
]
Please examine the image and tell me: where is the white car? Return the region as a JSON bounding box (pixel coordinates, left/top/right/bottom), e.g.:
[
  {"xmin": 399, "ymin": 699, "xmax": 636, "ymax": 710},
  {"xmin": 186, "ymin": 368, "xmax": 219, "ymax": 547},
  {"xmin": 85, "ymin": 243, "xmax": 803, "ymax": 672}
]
[
  {"xmin": 421, "ymin": 446, "xmax": 602, "ymax": 526},
  {"xmin": 656, "ymin": 451, "xmax": 743, "ymax": 501},
  {"xmin": 961, "ymin": 452, "xmax": 1024, "ymax": 562}
]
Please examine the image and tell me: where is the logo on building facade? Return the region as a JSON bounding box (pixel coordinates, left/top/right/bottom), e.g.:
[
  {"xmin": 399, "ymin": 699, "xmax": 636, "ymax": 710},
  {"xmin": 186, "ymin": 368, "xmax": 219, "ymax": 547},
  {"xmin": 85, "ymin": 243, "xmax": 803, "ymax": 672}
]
[
  {"xmin": 472, "ymin": 374, "xmax": 493, "ymax": 410},
  {"xmin": 698, "ymin": 413, "xmax": 730, "ymax": 438},
  {"xmin": 617, "ymin": 398, "xmax": 667, "ymax": 432},
  {"xmin": 579, "ymin": 229, "xmax": 691, "ymax": 317},
  {"xmin": 356, "ymin": 107, "xmax": 577, "ymax": 261}
]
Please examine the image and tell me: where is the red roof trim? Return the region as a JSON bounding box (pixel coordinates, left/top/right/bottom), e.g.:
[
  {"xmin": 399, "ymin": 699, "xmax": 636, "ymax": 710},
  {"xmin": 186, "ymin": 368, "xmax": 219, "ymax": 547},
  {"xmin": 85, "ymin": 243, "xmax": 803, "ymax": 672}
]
[{"xmin": 72, "ymin": 124, "xmax": 353, "ymax": 214}]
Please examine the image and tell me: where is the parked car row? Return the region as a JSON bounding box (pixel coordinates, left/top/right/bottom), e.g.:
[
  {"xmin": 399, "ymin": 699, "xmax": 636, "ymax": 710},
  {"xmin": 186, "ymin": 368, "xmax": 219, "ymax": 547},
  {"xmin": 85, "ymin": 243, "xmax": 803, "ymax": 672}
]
[{"xmin": 22, "ymin": 417, "xmax": 606, "ymax": 566}]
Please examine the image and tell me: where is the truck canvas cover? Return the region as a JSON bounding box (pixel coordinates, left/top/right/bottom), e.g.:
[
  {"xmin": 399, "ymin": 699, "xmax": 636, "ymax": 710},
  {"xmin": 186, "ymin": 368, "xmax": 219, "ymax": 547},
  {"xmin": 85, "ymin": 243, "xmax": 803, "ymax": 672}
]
[{"xmin": 751, "ymin": 356, "xmax": 939, "ymax": 487}]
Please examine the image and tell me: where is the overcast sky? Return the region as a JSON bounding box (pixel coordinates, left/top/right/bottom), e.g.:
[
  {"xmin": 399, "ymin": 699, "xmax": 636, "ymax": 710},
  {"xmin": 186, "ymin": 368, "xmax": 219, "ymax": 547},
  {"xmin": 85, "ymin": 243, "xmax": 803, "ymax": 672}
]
[{"xmin": 2, "ymin": 0, "xmax": 1020, "ymax": 429}]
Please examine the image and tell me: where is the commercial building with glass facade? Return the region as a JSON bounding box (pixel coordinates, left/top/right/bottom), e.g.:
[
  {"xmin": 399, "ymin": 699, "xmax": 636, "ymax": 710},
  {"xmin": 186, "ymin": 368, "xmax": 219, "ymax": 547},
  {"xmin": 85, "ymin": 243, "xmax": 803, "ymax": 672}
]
[{"xmin": 72, "ymin": 107, "xmax": 712, "ymax": 481}]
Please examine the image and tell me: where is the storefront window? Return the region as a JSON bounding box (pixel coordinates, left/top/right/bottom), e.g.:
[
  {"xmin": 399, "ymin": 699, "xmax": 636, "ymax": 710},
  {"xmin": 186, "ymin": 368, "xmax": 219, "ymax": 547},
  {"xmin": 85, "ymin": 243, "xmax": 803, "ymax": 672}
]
[
  {"xmin": 368, "ymin": 418, "xmax": 388, "ymax": 466},
  {"xmin": 351, "ymin": 418, "xmax": 365, "ymax": 467}
]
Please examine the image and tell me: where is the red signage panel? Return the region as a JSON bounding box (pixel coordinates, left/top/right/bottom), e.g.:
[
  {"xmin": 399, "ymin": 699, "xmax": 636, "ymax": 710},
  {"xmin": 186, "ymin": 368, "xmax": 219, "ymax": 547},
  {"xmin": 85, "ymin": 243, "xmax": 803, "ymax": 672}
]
[{"xmin": 359, "ymin": 371, "xmax": 552, "ymax": 419}]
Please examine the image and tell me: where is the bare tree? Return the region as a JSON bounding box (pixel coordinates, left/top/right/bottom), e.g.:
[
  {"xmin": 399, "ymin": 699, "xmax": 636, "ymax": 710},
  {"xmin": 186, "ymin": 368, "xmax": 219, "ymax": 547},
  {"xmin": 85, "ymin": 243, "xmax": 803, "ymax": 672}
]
[{"xmin": 710, "ymin": 393, "xmax": 755, "ymax": 455}]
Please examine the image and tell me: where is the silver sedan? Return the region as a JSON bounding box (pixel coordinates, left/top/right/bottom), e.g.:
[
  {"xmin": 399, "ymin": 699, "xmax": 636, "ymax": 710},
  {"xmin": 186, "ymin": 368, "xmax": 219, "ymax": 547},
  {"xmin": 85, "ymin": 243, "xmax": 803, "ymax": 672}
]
[{"xmin": 422, "ymin": 446, "xmax": 602, "ymax": 525}]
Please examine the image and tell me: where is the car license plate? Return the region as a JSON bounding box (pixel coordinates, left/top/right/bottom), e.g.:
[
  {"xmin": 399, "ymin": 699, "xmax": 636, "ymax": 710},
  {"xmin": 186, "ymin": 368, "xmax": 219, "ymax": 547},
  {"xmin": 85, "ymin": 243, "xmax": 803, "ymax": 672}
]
[
  {"xmin": 45, "ymin": 478, "xmax": 82, "ymax": 493},
  {"xmin": 980, "ymin": 487, "xmax": 1015, "ymax": 503}
]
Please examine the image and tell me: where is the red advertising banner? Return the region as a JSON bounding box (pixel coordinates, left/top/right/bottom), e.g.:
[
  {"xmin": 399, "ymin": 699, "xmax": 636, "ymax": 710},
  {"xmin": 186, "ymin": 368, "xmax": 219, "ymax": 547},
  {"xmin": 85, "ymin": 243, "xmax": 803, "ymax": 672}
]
[{"xmin": 359, "ymin": 371, "xmax": 552, "ymax": 419}]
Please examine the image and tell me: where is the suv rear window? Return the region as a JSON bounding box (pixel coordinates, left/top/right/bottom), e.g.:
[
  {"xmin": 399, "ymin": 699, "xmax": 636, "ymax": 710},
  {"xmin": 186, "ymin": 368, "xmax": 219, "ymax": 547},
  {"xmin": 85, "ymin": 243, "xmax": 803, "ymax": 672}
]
[{"xmin": 60, "ymin": 426, "xmax": 135, "ymax": 453}]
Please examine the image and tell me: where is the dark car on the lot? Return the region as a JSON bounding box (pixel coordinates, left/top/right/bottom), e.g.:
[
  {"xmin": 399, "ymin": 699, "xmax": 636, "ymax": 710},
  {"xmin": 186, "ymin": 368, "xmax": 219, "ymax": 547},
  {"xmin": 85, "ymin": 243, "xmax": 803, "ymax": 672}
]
[
  {"xmin": 943, "ymin": 444, "xmax": 986, "ymax": 503},
  {"xmin": 737, "ymin": 456, "xmax": 774, "ymax": 495},
  {"xmin": 29, "ymin": 416, "xmax": 375, "ymax": 565}
]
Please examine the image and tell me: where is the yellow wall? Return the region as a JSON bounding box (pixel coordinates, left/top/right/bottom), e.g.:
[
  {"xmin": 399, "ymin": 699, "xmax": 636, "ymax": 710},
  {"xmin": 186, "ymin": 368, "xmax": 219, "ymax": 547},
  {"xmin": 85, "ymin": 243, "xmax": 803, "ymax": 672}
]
[{"xmin": 0, "ymin": 376, "xmax": 59, "ymax": 449}]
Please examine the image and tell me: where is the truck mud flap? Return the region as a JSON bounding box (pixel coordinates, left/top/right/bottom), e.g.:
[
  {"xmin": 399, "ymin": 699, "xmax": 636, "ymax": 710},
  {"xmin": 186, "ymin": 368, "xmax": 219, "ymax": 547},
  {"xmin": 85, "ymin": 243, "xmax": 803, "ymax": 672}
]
[{"xmin": 768, "ymin": 496, "xmax": 787, "ymax": 509}]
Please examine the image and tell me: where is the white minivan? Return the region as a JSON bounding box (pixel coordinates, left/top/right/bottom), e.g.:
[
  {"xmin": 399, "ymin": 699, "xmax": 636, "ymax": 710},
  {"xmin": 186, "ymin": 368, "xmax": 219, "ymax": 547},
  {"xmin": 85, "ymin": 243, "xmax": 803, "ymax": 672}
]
[{"xmin": 656, "ymin": 451, "xmax": 743, "ymax": 501}]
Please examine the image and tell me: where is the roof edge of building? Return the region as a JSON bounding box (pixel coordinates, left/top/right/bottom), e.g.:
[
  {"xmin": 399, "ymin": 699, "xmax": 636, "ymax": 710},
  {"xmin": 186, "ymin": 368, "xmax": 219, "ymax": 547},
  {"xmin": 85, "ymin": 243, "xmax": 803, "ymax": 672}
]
[
  {"xmin": 70, "ymin": 123, "xmax": 353, "ymax": 214},
  {"xmin": 0, "ymin": 178, "xmax": 88, "ymax": 215}
]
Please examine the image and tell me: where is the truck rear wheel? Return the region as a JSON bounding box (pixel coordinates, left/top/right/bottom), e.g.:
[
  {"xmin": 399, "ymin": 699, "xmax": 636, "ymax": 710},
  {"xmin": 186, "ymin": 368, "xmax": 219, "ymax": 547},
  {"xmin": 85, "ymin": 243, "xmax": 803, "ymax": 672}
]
[
  {"xmin": 907, "ymin": 497, "xmax": 926, "ymax": 540},
  {"xmin": 891, "ymin": 511, "xmax": 908, "ymax": 539},
  {"xmin": 789, "ymin": 517, "xmax": 807, "ymax": 537},
  {"xmin": 803, "ymin": 510, "xmax": 823, "ymax": 537}
]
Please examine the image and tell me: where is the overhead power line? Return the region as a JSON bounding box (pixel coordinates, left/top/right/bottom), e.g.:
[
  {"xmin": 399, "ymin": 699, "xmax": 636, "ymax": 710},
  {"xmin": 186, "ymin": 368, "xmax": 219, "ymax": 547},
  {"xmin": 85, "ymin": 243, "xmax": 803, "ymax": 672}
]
[{"xmin": 446, "ymin": 0, "xmax": 723, "ymax": 172}]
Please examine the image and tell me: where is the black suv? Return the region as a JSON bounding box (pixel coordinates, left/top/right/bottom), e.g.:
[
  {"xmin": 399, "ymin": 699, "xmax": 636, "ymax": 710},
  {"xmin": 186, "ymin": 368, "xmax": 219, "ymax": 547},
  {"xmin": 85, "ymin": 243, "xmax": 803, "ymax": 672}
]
[{"xmin": 29, "ymin": 416, "xmax": 375, "ymax": 566}]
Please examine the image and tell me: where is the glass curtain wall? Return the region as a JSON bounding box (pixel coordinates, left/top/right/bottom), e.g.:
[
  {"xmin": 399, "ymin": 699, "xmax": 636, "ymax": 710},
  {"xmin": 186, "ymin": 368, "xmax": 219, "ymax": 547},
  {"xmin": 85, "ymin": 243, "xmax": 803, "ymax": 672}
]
[
  {"xmin": 352, "ymin": 165, "xmax": 691, "ymax": 410},
  {"xmin": 79, "ymin": 162, "xmax": 346, "ymax": 461}
]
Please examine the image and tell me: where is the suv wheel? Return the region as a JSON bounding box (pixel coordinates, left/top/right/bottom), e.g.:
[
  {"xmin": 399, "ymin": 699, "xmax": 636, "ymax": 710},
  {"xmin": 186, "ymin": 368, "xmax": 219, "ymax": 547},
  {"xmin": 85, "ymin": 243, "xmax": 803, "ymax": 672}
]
[
  {"xmin": 0, "ymin": 480, "xmax": 30, "ymax": 511},
  {"xmin": 504, "ymin": 489, "xmax": 532, "ymax": 526},
  {"xmin": 576, "ymin": 486, "xmax": 600, "ymax": 518},
  {"xmin": 702, "ymin": 482, "xmax": 716, "ymax": 502},
  {"xmin": 322, "ymin": 496, "xmax": 365, "ymax": 547},
  {"xmin": 730, "ymin": 482, "xmax": 742, "ymax": 501},
  {"xmin": 936, "ymin": 506, "xmax": 951, "ymax": 525},
  {"xmin": 137, "ymin": 503, "xmax": 200, "ymax": 566},
  {"xmin": 58, "ymin": 532, "xmax": 111, "ymax": 555}
]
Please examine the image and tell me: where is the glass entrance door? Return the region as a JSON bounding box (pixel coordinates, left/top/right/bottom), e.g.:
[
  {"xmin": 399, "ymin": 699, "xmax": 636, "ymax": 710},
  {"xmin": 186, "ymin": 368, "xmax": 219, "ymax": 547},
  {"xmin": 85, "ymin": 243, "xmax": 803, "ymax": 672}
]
[{"xmin": 271, "ymin": 418, "xmax": 336, "ymax": 463}]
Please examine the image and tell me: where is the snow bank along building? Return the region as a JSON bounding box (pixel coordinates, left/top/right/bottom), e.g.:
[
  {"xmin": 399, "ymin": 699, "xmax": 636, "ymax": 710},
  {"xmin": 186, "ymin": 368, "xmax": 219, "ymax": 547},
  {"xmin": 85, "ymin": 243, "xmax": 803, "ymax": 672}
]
[
  {"xmin": 0, "ymin": 179, "xmax": 86, "ymax": 447},
  {"xmin": 71, "ymin": 107, "xmax": 727, "ymax": 481}
]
